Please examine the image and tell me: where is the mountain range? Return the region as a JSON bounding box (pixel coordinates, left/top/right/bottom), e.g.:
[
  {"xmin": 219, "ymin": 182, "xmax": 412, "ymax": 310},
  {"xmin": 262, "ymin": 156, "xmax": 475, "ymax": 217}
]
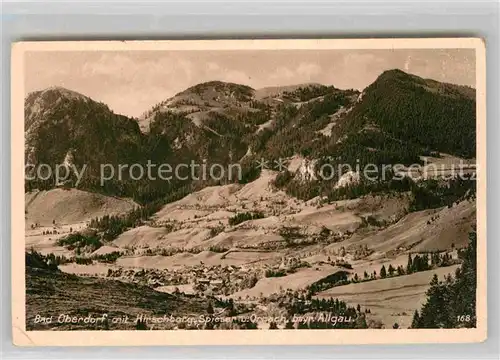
[{"xmin": 25, "ymin": 69, "xmax": 476, "ymax": 205}]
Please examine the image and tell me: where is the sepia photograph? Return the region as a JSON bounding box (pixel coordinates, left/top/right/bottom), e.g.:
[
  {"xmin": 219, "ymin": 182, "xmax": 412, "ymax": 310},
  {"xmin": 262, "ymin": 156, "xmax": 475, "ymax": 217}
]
[{"xmin": 11, "ymin": 38, "xmax": 486, "ymax": 346}]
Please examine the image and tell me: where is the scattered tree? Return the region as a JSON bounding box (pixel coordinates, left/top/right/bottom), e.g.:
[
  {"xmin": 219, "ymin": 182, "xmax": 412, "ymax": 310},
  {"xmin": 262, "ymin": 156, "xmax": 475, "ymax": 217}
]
[{"xmin": 380, "ymin": 265, "xmax": 387, "ymax": 279}]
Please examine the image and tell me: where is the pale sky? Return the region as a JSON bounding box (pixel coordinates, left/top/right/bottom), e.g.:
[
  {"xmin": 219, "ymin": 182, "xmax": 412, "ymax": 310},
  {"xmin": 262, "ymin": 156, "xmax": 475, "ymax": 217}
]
[{"xmin": 25, "ymin": 49, "xmax": 475, "ymax": 118}]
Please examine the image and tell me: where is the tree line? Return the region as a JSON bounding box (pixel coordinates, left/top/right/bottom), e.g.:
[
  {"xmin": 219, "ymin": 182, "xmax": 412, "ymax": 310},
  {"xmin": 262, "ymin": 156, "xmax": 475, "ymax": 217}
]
[
  {"xmin": 411, "ymin": 230, "xmax": 477, "ymax": 328},
  {"xmin": 228, "ymin": 211, "xmax": 265, "ymax": 226}
]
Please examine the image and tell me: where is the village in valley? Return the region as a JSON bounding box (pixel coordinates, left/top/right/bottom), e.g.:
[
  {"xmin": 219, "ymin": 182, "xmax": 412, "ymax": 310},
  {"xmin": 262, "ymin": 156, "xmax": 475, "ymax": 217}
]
[{"xmin": 25, "ymin": 62, "xmax": 477, "ymax": 330}]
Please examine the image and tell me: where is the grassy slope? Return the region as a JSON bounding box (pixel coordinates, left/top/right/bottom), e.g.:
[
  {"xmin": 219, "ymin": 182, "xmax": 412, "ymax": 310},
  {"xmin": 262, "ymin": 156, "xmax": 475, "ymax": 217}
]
[{"xmin": 26, "ymin": 267, "xmax": 207, "ymax": 330}]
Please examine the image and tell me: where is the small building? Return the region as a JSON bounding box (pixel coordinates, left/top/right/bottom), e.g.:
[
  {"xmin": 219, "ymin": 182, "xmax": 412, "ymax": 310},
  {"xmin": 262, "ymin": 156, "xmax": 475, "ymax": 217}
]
[{"xmin": 210, "ymin": 279, "xmax": 224, "ymax": 288}]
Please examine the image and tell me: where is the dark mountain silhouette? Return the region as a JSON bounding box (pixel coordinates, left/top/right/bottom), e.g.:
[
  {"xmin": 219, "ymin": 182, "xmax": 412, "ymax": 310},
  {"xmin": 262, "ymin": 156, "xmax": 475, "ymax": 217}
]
[{"xmin": 341, "ymin": 69, "xmax": 476, "ymax": 158}]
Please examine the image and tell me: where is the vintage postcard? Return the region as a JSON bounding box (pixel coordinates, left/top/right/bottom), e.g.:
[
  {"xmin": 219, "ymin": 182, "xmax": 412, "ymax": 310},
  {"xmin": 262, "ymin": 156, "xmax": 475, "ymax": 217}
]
[{"xmin": 12, "ymin": 38, "xmax": 486, "ymax": 346}]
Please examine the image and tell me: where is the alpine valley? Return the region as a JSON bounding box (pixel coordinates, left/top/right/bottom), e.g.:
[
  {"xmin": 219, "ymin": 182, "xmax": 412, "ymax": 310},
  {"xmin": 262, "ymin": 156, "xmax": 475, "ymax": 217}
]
[{"xmin": 25, "ymin": 69, "xmax": 478, "ymax": 330}]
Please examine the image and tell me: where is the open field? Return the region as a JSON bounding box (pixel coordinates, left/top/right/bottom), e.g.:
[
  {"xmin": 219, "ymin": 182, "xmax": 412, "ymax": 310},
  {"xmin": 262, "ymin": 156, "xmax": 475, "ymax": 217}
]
[
  {"xmin": 58, "ymin": 262, "xmax": 118, "ymax": 276},
  {"xmin": 231, "ymin": 265, "xmax": 351, "ymax": 299},
  {"xmin": 25, "ymin": 188, "xmax": 138, "ymax": 228},
  {"xmin": 338, "ymin": 200, "xmax": 475, "ymax": 254},
  {"xmin": 115, "ymin": 249, "xmax": 282, "ymax": 270},
  {"xmin": 316, "ymin": 265, "xmax": 460, "ymax": 328}
]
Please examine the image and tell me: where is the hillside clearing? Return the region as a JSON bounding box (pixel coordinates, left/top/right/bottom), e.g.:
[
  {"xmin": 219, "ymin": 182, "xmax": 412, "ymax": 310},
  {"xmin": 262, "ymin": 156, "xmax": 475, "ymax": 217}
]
[{"xmin": 316, "ymin": 265, "xmax": 460, "ymax": 328}]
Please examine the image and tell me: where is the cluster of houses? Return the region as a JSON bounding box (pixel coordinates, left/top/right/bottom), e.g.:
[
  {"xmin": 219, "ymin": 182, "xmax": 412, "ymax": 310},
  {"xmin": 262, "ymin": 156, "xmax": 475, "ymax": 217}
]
[{"xmin": 105, "ymin": 263, "xmax": 261, "ymax": 296}]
